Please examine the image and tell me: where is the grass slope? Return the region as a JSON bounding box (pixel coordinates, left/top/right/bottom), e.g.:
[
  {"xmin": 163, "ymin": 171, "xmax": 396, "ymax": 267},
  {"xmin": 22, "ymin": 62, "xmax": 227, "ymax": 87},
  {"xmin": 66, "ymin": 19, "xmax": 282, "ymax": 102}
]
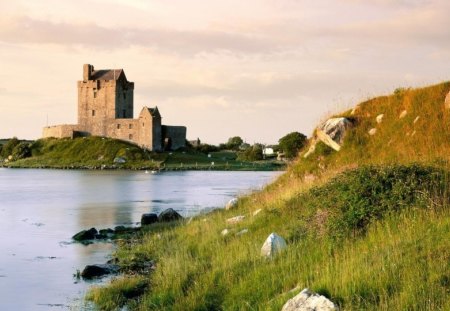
[
  {"xmin": 3, "ymin": 137, "xmax": 283, "ymax": 171},
  {"xmin": 88, "ymin": 82, "xmax": 450, "ymax": 310}
]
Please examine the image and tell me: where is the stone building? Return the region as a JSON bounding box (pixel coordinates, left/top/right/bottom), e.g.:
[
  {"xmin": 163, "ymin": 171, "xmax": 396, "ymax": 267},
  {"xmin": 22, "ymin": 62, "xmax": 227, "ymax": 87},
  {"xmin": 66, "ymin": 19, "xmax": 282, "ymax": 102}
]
[{"xmin": 43, "ymin": 64, "xmax": 186, "ymax": 151}]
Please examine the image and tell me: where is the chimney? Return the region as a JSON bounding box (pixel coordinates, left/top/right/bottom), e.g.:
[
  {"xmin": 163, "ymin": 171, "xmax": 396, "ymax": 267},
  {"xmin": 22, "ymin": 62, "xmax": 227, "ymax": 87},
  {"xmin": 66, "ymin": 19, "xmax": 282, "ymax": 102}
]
[{"xmin": 83, "ymin": 64, "xmax": 93, "ymax": 81}]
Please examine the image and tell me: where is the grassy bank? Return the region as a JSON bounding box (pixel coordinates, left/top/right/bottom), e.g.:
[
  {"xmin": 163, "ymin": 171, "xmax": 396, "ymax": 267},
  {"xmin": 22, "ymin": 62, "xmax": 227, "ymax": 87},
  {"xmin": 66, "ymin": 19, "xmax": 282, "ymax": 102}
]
[
  {"xmin": 85, "ymin": 81, "xmax": 450, "ymax": 310},
  {"xmin": 1, "ymin": 137, "xmax": 284, "ymax": 171},
  {"xmin": 88, "ymin": 164, "xmax": 449, "ymax": 310}
]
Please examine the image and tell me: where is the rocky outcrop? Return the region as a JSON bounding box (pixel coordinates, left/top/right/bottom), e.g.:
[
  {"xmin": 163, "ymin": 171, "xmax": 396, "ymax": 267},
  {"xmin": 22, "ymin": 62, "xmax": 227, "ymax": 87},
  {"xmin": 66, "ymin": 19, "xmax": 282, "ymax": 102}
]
[
  {"xmin": 281, "ymin": 288, "xmax": 339, "ymax": 311},
  {"xmin": 261, "ymin": 232, "xmax": 287, "ymax": 258},
  {"xmin": 72, "ymin": 228, "xmax": 98, "ymax": 241},
  {"xmin": 141, "ymin": 213, "xmax": 158, "ymax": 225},
  {"xmin": 159, "ymin": 208, "xmax": 183, "ymax": 222},
  {"xmin": 225, "ymin": 198, "xmax": 238, "ymax": 210},
  {"xmin": 81, "ymin": 264, "xmax": 119, "ymax": 279},
  {"xmin": 304, "ymin": 118, "xmax": 352, "ymax": 157}
]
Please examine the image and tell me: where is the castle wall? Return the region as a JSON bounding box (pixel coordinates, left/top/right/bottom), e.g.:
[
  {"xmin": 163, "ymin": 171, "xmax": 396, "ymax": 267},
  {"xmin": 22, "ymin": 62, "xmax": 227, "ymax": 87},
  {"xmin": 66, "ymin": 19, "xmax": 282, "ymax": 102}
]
[
  {"xmin": 77, "ymin": 78, "xmax": 134, "ymax": 137},
  {"xmin": 106, "ymin": 119, "xmax": 139, "ymax": 143},
  {"xmin": 162, "ymin": 125, "xmax": 186, "ymax": 150},
  {"xmin": 42, "ymin": 124, "xmax": 80, "ymax": 138}
]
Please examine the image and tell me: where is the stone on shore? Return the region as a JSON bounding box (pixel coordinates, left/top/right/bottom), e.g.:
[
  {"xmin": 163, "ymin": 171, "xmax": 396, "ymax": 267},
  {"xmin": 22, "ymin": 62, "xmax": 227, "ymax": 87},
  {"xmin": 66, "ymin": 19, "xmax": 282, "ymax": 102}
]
[
  {"xmin": 72, "ymin": 227, "xmax": 98, "ymax": 241},
  {"xmin": 159, "ymin": 208, "xmax": 183, "ymax": 222},
  {"xmin": 225, "ymin": 198, "xmax": 238, "ymax": 210},
  {"xmin": 281, "ymin": 288, "xmax": 339, "ymax": 311},
  {"xmin": 141, "ymin": 213, "xmax": 158, "ymax": 225},
  {"xmin": 261, "ymin": 232, "xmax": 287, "ymax": 258},
  {"xmin": 81, "ymin": 264, "xmax": 119, "ymax": 279}
]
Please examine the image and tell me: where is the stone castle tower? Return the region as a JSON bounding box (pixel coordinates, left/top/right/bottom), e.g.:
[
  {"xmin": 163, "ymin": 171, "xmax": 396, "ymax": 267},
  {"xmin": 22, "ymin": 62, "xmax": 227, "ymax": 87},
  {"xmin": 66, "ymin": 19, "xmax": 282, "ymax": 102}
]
[{"xmin": 43, "ymin": 64, "xmax": 186, "ymax": 151}]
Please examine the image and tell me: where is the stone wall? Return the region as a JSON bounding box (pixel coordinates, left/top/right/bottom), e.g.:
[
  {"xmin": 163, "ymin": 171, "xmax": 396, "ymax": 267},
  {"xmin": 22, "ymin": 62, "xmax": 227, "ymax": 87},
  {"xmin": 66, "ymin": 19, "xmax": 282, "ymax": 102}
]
[
  {"xmin": 42, "ymin": 124, "xmax": 80, "ymax": 138},
  {"xmin": 106, "ymin": 119, "xmax": 139, "ymax": 144},
  {"xmin": 162, "ymin": 125, "xmax": 187, "ymax": 150}
]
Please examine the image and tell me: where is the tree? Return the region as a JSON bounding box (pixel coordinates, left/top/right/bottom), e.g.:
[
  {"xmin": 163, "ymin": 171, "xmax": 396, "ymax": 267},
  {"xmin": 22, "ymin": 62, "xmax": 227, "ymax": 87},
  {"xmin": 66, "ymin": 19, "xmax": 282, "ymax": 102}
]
[
  {"xmin": 226, "ymin": 136, "xmax": 243, "ymax": 150},
  {"xmin": 237, "ymin": 144, "xmax": 263, "ymax": 161},
  {"xmin": 0, "ymin": 137, "xmax": 20, "ymax": 158},
  {"xmin": 278, "ymin": 132, "xmax": 307, "ymax": 158}
]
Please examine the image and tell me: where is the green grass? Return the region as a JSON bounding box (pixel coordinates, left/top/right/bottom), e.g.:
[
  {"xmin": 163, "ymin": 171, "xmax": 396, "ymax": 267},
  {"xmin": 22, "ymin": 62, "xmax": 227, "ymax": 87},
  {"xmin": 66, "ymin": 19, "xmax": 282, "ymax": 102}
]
[
  {"xmin": 88, "ymin": 164, "xmax": 450, "ymax": 310},
  {"xmin": 80, "ymin": 81, "xmax": 450, "ymax": 309},
  {"xmin": 2, "ymin": 137, "xmax": 284, "ymax": 171}
]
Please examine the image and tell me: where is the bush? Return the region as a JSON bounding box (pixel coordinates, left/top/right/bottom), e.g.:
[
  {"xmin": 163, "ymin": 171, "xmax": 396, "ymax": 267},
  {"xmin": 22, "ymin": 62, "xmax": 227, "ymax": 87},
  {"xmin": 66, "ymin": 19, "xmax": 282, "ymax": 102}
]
[
  {"xmin": 289, "ymin": 164, "xmax": 450, "ymax": 239},
  {"xmin": 11, "ymin": 142, "xmax": 32, "ymax": 160},
  {"xmin": 278, "ymin": 132, "xmax": 307, "ymax": 158},
  {"xmin": 237, "ymin": 144, "xmax": 263, "ymax": 161},
  {"xmin": 0, "ymin": 137, "xmax": 20, "ymax": 158}
]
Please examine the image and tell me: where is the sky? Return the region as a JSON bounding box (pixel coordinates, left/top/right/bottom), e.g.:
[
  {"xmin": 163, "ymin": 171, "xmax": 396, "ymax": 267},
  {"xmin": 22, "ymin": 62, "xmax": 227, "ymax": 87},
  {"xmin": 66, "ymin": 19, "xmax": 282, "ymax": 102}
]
[{"xmin": 1, "ymin": 0, "xmax": 449, "ymax": 145}]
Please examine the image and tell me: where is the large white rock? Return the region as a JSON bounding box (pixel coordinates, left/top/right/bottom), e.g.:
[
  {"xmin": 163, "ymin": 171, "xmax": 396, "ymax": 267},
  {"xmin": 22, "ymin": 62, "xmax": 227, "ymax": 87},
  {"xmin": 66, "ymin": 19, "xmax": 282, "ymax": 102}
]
[
  {"xmin": 225, "ymin": 198, "xmax": 238, "ymax": 210},
  {"xmin": 281, "ymin": 288, "xmax": 339, "ymax": 311},
  {"xmin": 317, "ymin": 118, "xmax": 352, "ymax": 151},
  {"xmin": 261, "ymin": 233, "xmax": 287, "ymax": 258}
]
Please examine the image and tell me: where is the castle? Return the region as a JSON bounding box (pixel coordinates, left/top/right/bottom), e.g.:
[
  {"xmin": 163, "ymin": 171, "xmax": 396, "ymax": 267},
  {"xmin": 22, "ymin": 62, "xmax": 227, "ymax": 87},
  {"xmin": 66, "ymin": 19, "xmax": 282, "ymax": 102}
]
[{"xmin": 42, "ymin": 64, "xmax": 186, "ymax": 151}]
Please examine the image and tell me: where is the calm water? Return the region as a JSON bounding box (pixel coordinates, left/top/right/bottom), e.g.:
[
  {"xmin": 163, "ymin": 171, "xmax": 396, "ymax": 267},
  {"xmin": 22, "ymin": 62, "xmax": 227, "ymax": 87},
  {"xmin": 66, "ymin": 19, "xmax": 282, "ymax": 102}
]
[{"xmin": 0, "ymin": 168, "xmax": 280, "ymax": 310}]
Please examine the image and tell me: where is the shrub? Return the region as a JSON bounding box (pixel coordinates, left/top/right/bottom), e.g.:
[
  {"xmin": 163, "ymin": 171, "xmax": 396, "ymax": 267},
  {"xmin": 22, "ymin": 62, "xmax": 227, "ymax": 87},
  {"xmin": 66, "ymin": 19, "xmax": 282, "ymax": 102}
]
[
  {"xmin": 11, "ymin": 142, "xmax": 32, "ymax": 160},
  {"xmin": 0, "ymin": 137, "xmax": 20, "ymax": 158}
]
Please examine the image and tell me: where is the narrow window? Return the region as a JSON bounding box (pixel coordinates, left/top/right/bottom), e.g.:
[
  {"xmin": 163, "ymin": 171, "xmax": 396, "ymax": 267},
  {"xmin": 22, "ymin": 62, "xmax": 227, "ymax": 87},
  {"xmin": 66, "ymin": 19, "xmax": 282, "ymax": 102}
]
[
  {"xmin": 142, "ymin": 122, "xmax": 145, "ymax": 127},
  {"xmin": 129, "ymin": 124, "xmax": 133, "ymax": 129},
  {"xmin": 117, "ymin": 124, "xmax": 121, "ymax": 129},
  {"xmin": 129, "ymin": 134, "xmax": 133, "ymax": 140},
  {"xmin": 122, "ymin": 109, "xmax": 126, "ymax": 118},
  {"xmin": 94, "ymin": 90, "xmax": 97, "ymax": 98},
  {"xmin": 92, "ymin": 110, "xmax": 95, "ymax": 116}
]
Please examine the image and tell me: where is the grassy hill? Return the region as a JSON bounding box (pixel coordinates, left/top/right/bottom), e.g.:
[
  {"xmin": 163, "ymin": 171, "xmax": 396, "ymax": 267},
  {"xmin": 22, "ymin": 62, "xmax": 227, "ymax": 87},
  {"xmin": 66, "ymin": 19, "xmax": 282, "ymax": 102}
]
[
  {"xmin": 86, "ymin": 82, "xmax": 449, "ymax": 310},
  {"xmin": 1, "ymin": 137, "xmax": 283, "ymax": 171}
]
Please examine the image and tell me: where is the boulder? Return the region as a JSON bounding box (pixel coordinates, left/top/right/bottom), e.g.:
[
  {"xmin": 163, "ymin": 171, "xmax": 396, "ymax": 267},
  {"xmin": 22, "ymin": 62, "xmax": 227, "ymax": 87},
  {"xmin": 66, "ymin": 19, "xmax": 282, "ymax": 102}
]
[
  {"xmin": 113, "ymin": 157, "xmax": 127, "ymax": 164},
  {"xmin": 72, "ymin": 227, "xmax": 98, "ymax": 241},
  {"xmin": 141, "ymin": 213, "xmax": 158, "ymax": 225},
  {"xmin": 225, "ymin": 198, "xmax": 238, "ymax": 210},
  {"xmin": 226, "ymin": 215, "xmax": 245, "ymax": 225},
  {"xmin": 368, "ymin": 128, "xmax": 377, "ymax": 136},
  {"xmin": 159, "ymin": 208, "xmax": 183, "ymax": 222},
  {"xmin": 317, "ymin": 118, "xmax": 352, "ymax": 151},
  {"xmin": 261, "ymin": 232, "xmax": 287, "ymax": 258},
  {"xmin": 376, "ymin": 114, "xmax": 384, "ymax": 124},
  {"xmin": 281, "ymin": 288, "xmax": 339, "ymax": 311},
  {"xmin": 81, "ymin": 264, "xmax": 119, "ymax": 279},
  {"xmin": 445, "ymin": 91, "xmax": 450, "ymax": 109}
]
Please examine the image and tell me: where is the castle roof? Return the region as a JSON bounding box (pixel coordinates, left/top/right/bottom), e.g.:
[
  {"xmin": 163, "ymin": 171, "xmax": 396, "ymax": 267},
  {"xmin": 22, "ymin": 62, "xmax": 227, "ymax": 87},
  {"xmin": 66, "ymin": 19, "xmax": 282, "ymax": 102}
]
[
  {"xmin": 91, "ymin": 69, "xmax": 125, "ymax": 81},
  {"xmin": 140, "ymin": 106, "xmax": 161, "ymax": 118}
]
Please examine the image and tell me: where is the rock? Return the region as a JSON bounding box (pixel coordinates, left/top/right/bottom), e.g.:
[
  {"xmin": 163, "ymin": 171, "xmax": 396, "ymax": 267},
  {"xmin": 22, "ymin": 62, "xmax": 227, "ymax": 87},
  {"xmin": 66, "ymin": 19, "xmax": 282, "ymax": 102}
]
[
  {"xmin": 281, "ymin": 288, "xmax": 339, "ymax": 311},
  {"xmin": 141, "ymin": 213, "xmax": 158, "ymax": 225},
  {"xmin": 445, "ymin": 91, "xmax": 450, "ymax": 109},
  {"xmin": 252, "ymin": 209, "xmax": 262, "ymax": 216},
  {"xmin": 159, "ymin": 208, "xmax": 183, "ymax": 222},
  {"xmin": 113, "ymin": 157, "xmax": 127, "ymax": 164},
  {"xmin": 99, "ymin": 228, "xmax": 114, "ymax": 235},
  {"xmin": 399, "ymin": 110, "xmax": 407, "ymax": 119},
  {"xmin": 225, "ymin": 198, "xmax": 238, "ymax": 210},
  {"xmin": 72, "ymin": 228, "xmax": 98, "ymax": 241},
  {"xmin": 221, "ymin": 229, "xmax": 230, "ymax": 236},
  {"xmin": 376, "ymin": 114, "xmax": 384, "ymax": 124},
  {"xmin": 236, "ymin": 229, "xmax": 248, "ymax": 236},
  {"xmin": 261, "ymin": 232, "xmax": 287, "ymax": 258},
  {"xmin": 368, "ymin": 128, "xmax": 377, "ymax": 136},
  {"xmin": 317, "ymin": 118, "xmax": 352, "ymax": 151},
  {"xmin": 81, "ymin": 264, "xmax": 119, "ymax": 279},
  {"xmin": 114, "ymin": 225, "xmax": 127, "ymax": 233},
  {"xmin": 226, "ymin": 215, "xmax": 245, "ymax": 225}
]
